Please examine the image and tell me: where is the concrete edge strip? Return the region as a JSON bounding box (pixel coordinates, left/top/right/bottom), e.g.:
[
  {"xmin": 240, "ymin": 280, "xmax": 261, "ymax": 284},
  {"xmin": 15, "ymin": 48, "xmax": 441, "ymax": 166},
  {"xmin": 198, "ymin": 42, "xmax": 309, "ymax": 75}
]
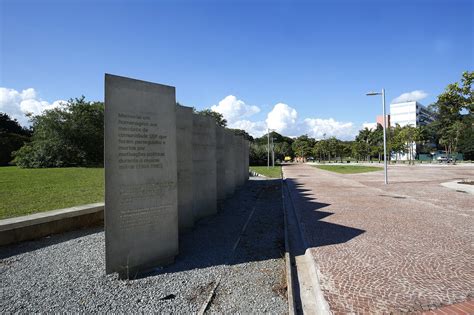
[
  {"xmin": 0, "ymin": 203, "xmax": 104, "ymax": 246},
  {"xmin": 282, "ymin": 170, "xmax": 332, "ymax": 315},
  {"xmin": 0, "ymin": 203, "xmax": 104, "ymax": 231},
  {"xmin": 440, "ymin": 181, "xmax": 474, "ymax": 194},
  {"xmin": 281, "ymin": 178, "xmax": 296, "ymax": 315}
]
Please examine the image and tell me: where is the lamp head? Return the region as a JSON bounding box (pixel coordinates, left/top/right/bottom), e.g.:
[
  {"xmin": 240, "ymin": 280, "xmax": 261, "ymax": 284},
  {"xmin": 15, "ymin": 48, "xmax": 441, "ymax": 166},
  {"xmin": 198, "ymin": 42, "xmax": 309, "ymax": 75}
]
[{"xmin": 366, "ymin": 91, "xmax": 381, "ymax": 96}]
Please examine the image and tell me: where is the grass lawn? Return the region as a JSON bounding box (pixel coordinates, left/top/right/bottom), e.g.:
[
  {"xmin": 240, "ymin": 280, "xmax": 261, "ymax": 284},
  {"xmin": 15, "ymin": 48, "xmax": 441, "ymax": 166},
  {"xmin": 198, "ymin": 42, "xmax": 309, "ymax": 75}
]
[
  {"xmin": 0, "ymin": 166, "xmax": 104, "ymax": 220},
  {"xmin": 314, "ymin": 165, "xmax": 383, "ymax": 174},
  {"xmin": 249, "ymin": 166, "xmax": 282, "ymax": 178}
]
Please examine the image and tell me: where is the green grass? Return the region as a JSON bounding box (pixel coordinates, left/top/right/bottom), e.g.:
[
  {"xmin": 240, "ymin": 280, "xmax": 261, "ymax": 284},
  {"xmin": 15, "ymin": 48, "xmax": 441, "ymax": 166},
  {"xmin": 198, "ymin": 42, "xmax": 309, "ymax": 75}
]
[
  {"xmin": 249, "ymin": 166, "xmax": 282, "ymax": 178},
  {"xmin": 314, "ymin": 165, "xmax": 383, "ymax": 174},
  {"xmin": 0, "ymin": 166, "xmax": 104, "ymax": 220}
]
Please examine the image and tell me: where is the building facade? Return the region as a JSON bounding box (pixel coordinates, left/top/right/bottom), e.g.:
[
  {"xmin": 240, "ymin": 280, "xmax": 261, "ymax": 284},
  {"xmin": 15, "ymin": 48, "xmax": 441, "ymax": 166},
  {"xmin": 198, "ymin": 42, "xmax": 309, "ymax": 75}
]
[
  {"xmin": 390, "ymin": 101, "xmax": 435, "ymax": 160},
  {"xmin": 390, "ymin": 101, "xmax": 434, "ymax": 128}
]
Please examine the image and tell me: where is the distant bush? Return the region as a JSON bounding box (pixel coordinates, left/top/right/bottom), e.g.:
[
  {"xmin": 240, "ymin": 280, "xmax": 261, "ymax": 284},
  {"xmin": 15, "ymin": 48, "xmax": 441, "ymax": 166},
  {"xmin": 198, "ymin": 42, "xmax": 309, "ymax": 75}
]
[
  {"xmin": 0, "ymin": 113, "xmax": 31, "ymax": 165},
  {"xmin": 13, "ymin": 96, "xmax": 104, "ymax": 168}
]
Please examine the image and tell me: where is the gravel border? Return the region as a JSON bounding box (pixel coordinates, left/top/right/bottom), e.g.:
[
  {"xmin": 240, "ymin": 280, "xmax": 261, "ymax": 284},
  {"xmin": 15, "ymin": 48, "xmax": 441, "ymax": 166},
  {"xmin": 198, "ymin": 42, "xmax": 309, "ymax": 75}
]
[{"xmin": 1, "ymin": 178, "xmax": 288, "ymax": 313}]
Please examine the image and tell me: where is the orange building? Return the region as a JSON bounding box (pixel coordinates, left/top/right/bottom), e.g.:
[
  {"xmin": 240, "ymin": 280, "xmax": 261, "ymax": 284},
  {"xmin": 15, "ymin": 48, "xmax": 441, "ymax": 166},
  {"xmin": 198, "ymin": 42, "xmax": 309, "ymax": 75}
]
[{"xmin": 376, "ymin": 115, "xmax": 390, "ymax": 128}]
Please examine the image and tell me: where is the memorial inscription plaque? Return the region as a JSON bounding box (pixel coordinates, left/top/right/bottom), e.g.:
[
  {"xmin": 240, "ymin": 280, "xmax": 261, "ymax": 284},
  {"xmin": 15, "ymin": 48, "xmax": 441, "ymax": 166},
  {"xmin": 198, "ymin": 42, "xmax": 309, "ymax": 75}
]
[{"xmin": 105, "ymin": 74, "xmax": 178, "ymax": 278}]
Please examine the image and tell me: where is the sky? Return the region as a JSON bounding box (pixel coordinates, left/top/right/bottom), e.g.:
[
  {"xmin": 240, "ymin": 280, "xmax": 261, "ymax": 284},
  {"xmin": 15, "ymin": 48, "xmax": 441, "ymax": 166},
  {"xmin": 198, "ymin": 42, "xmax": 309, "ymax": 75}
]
[{"xmin": 1, "ymin": 0, "xmax": 473, "ymax": 139}]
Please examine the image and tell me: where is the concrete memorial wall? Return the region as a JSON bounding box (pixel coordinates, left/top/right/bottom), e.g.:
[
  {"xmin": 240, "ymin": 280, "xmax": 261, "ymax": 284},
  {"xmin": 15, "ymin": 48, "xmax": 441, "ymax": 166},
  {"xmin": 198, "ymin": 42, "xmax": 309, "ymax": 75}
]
[
  {"xmin": 104, "ymin": 74, "xmax": 250, "ymax": 277},
  {"xmin": 192, "ymin": 114, "xmax": 217, "ymax": 219},
  {"xmin": 224, "ymin": 129, "xmax": 236, "ymax": 197},
  {"xmin": 176, "ymin": 105, "xmax": 194, "ymax": 230},
  {"xmin": 216, "ymin": 126, "xmax": 226, "ymax": 201},
  {"xmin": 235, "ymin": 135, "xmax": 244, "ymax": 187},
  {"xmin": 244, "ymin": 140, "xmax": 250, "ymax": 180},
  {"xmin": 105, "ymin": 74, "xmax": 178, "ymax": 278}
]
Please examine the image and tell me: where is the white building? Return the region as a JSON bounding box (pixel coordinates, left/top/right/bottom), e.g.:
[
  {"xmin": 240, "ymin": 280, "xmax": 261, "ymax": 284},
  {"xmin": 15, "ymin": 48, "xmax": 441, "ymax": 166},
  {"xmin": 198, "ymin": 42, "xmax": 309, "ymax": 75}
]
[{"xmin": 390, "ymin": 101, "xmax": 435, "ymax": 160}]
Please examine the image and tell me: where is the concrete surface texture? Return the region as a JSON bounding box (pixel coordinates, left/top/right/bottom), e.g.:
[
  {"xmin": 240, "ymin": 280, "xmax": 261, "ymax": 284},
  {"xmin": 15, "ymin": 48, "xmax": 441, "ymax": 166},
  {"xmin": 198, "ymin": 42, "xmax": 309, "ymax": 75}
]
[
  {"xmin": 176, "ymin": 105, "xmax": 194, "ymax": 230},
  {"xmin": 224, "ymin": 129, "xmax": 236, "ymax": 197},
  {"xmin": 192, "ymin": 114, "xmax": 217, "ymax": 219},
  {"xmin": 234, "ymin": 136, "xmax": 244, "ymax": 187},
  {"xmin": 283, "ymin": 163, "xmax": 474, "ymax": 313},
  {"xmin": 0, "ymin": 203, "xmax": 103, "ymax": 246},
  {"xmin": 104, "ymin": 74, "xmax": 179, "ymax": 278},
  {"xmin": 215, "ymin": 126, "xmax": 226, "ymax": 201}
]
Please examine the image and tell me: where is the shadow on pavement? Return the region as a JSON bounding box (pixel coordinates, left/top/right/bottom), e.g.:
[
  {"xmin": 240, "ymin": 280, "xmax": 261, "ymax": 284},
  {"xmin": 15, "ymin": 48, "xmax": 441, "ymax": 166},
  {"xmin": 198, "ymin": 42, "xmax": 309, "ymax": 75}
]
[{"xmin": 284, "ymin": 173, "xmax": 365, "ymax": 249}]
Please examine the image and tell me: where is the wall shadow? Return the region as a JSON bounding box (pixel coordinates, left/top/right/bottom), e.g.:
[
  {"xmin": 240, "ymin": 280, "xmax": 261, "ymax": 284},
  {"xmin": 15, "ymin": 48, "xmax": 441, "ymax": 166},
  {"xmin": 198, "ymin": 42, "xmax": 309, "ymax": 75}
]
[{"xmin": 283, "ymin": 168, "xmax": 365, "ymax": 251}]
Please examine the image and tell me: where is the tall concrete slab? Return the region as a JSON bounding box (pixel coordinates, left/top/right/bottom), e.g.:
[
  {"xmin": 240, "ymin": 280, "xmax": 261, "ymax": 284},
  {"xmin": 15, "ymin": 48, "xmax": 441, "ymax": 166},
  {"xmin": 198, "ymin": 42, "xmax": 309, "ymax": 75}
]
[
  {"xmin": 234, "ymin": 135, "xmax": 244, "ymax": 187},
  {"xmin": 232, "ymin": 134, "xmax": 240, "ymax": 188},
  {"xmin": 176, "ymin": 105, "xmax": 194, "ymax": 230},
  {"xmin": 244, "ymin": 140, "xmax": 250, "ymax": 180},
  {"xmin": 192, "ymin": 114, "xmax": 217, "ymax": 219},
  {"xmin": 224, "ymin": 129, "xmax": 235, "ymax": 197},
  {"xmin": 105, "ymin": 74, "xmax": 178, "ymax": 278},
  {"xmin": 216, "ymin": 126, "xmax": 226, "ymax": 201},
  {"xmin": 241, "ymin": 137, "xmax": 247, "ymax": 184}
]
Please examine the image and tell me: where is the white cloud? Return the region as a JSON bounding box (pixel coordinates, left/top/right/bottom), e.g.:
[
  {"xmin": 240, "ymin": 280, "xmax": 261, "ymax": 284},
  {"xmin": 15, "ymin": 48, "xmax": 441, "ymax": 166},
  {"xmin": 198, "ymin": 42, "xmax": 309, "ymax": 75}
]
[
  {"xmin": 211, "ymin": 95, "xmax": 260, "ymax": 124},
  {"xmin": 392, "ymin": 90, "xmax": 428, "ymax": 104},
  {"xmin": 265, "ymin": 103, "xmax": 298, "ymax": 134},
  {"xmin": 209, "ymin": 96, "xmax": 359, "ymax": 140},
  {"xmin": 362, "ymin": 122, "xmax": 377, "ymax": 131},
  {"xmin": 304, "ymin": 118, "xmax": 356, "ymax": 140},
  {"xmin": 0, "ymin": 87, "xmax": 66, "ymax": 126},
  {"xmin": 230, "ymin": 119, "xmax": 267, "ymax": 138}
]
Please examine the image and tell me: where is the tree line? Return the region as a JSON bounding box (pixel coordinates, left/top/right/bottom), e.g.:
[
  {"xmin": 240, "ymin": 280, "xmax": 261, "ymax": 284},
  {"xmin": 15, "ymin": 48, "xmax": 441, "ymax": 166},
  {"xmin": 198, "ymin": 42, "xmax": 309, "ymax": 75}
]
[
  {"xmin": 249, "ymin": 71, "xmax": 473, "ymax": 165},
  {"xmin": 0, "ymin": 71, "xmax": 472, "ymax": 168}
]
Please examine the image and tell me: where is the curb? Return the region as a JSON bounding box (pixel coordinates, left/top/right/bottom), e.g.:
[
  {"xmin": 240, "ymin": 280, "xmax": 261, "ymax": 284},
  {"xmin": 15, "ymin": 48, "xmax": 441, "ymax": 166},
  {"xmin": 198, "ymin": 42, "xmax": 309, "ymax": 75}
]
[
  {"xmin": 0, "ymin": 203, "xmax": 104, "ymax": 246},
  {"xmin": 282, "ymin": 168, "xmax": 331, "ymax": 315},
  {"xmin": 281, "ymin": 179, "xmax": 296, "ymax": 315}
]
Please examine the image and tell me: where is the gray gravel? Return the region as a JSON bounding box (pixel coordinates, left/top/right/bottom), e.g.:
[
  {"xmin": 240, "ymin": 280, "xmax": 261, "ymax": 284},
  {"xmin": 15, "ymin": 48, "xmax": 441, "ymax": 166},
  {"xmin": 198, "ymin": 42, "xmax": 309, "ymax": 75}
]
[
  {"xmin": 208, "ymin": 180, "xmax": 287, "ymax": 314},
  {"xmin": 0, "ymin": 178, "xmax": 288, "ymax": 313}
]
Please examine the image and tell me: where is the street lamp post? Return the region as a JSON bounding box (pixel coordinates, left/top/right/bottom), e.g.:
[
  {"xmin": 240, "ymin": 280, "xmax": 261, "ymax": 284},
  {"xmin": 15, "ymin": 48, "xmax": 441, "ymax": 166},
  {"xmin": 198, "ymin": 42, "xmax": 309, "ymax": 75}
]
[
  {"xmin": 267, "ymin": 129, "xmax": 270, "ymax": 168},
  {"xmin": 267, "ymin": 129, "xmax": 275, "ymax": 168},
  {"xmin": 366, "ymin": 89, "xmax": 388, "ymax": 184},
  {"xmin": 272, "ymin": 137, "xmax": 276, "ymax": 167}
]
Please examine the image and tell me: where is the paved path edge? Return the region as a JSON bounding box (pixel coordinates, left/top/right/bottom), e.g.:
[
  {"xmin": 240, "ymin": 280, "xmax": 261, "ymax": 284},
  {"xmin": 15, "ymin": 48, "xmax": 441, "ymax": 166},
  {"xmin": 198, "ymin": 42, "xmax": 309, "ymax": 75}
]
[{"xmin": 282, "ymin": 171, "xmax": 331, "ymax": 315}]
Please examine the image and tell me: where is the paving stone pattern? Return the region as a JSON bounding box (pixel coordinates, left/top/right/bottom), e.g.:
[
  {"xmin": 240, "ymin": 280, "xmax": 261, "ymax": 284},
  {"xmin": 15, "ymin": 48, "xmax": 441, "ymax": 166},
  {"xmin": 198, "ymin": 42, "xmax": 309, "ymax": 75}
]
[{"xmin": 283, "ymin": 164, "xmax": 474, "ymax": 314}]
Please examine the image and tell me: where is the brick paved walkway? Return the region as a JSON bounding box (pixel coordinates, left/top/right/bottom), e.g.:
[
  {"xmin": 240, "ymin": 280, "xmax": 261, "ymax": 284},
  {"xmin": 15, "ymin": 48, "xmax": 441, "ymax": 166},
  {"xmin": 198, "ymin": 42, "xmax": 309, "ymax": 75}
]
[
  {"xmin": 421, "ymin": 299, "xmax": 474, "ymax": 314},
  {"xmin": 283, "ymin": 164, "xmax": 474, "ymax": 314}
]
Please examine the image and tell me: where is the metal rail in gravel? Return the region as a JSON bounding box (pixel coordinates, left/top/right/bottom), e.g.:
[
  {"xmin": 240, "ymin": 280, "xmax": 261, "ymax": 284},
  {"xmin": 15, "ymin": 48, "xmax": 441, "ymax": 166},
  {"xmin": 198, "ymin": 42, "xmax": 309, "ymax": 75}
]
[{"xmin": 197, "ymin": 187, "xmax": 265, "ymax": 314}]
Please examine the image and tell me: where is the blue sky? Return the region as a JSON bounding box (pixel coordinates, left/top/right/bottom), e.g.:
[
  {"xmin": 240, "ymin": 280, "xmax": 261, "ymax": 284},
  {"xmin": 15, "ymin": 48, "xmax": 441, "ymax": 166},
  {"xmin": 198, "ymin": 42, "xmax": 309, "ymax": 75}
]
[{"xmin": 1, "ymin": 0, "xmax": 472, "ymax": 138}]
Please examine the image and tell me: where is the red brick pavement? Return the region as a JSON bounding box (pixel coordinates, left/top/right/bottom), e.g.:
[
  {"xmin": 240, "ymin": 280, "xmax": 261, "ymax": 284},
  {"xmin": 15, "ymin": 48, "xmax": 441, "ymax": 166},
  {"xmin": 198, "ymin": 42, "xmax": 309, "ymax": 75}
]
[
  {"xmin": 283, "ymin": 164, "xmax": 474, "ymax": 314},
  {"xmin": 421, "ymin": 299, "xmax": 474, "ymax": 314}
]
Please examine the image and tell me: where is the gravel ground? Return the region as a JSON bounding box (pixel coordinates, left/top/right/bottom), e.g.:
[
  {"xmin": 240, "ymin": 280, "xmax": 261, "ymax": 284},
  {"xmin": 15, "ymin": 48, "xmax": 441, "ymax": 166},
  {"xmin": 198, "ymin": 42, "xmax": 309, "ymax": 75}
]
[
  {"xmin": 0, "ymin": 178, "xmax": 288, "ymax": 313},
  {"xmin": 208, "ymin": 180, "xmax": 287, "ymax": 313}
]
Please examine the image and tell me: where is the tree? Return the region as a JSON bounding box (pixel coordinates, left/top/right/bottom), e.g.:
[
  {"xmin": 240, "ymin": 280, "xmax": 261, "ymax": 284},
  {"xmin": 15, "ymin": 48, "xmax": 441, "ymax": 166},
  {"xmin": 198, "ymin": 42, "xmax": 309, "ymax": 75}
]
[
  {"xmin": 0, "ymin": 113, "xmax": 32, "ymax": 165},
  {"xmin": 13, "ymin": 96, "xmax": 104, "ymax": 168},
  {"xmin": 194, "ymin": 108, "xmax": 227, "ymax": 127},
  {"xmin": 249, "ymin": 143, "xmax": 268, "ymax": 166},
  {"xmin": 401, "ymin": 125, "xmax": 421, "ymax": 164},
  {"xmin": 292, "ymin": 135, "xmax": 315, "ymax": 159},
  {"xmin": 351, "ymin": 141, "xmax": 369, "ymax": 161},
  {"xmin": 429, "ymin": 71, "xmax": 473, "ymax": 160},
  {"xmin": 274, "ymin": 141, "xmax": 293, "ymax": 161},
  {"xmin": 228, "ymin": 128, "xmax": 253, "ymax": 141}
]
